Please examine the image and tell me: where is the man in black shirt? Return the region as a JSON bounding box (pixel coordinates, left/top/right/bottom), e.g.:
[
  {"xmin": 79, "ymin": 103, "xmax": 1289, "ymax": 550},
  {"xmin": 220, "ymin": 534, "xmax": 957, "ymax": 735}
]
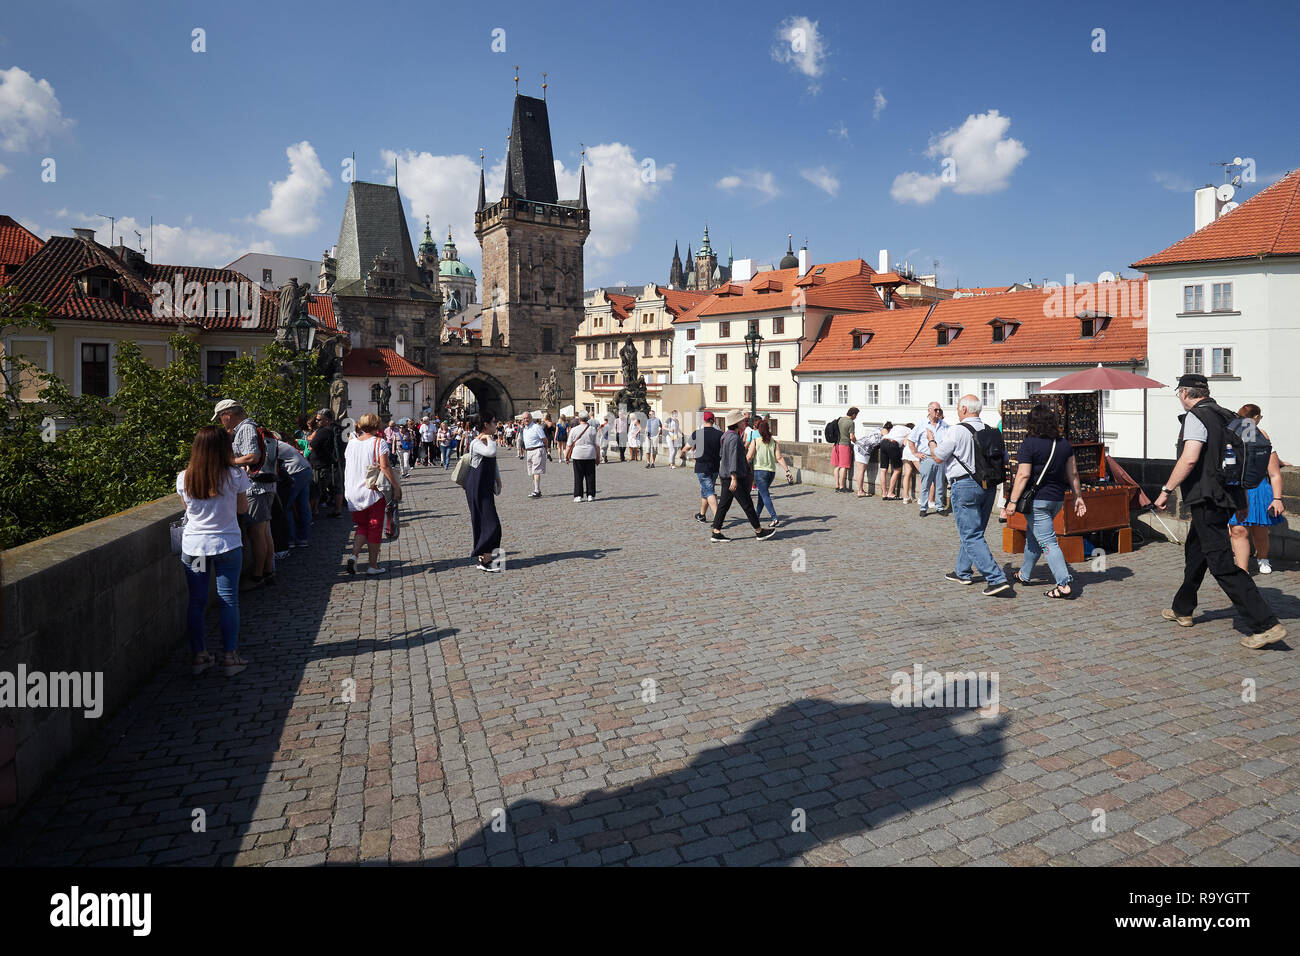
[
  {"xmin": 309, "ymin": 408, "xmax": 344, "ymax": 518},
  {"xmin": 691, "ymin": 411, "xmax": 722, "ymax": 524},
  {"xmin": 1154, "ymin": 374, "xmax": 1284, "ymax": 648}
]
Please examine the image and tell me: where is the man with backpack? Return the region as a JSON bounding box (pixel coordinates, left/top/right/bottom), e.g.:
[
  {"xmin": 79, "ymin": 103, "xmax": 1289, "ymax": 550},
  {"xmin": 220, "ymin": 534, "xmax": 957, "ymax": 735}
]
[
  {"xmin": 829, "ymin": 407, "xmax": 856, "ymax": 492},
  {"xmin": 927, "ymin": 394, "xmax": 1012, "ymax": 596},
  {"xmin": 1154, "ymin": 374, "xmax": 1285, "ymax": 649}
]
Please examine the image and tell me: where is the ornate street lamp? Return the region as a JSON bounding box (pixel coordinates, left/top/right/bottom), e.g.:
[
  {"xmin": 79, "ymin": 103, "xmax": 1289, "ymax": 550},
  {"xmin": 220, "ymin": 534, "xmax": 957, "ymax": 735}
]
[
  {"xmin": 287, "ymin": 311, "xmax": 318, "ymax": 417},
  {"xmin": 744, "ymin": 325, "xmax": 763, "ymax": 423}
]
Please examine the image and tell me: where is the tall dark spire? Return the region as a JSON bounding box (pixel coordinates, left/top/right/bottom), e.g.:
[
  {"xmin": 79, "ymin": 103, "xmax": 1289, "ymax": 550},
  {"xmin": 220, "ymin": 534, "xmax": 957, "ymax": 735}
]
[
  {"xmin": 477, "ymin": 166, "xmax": 486, "ymax": 212},
  {"xmin": 669, "ymin": 241, "xmax": 684, "ymax": 288},
  {"xmin": 503, "ymin": 94, "xmax": 558, "ymax": 203},
  {"xmin": 578, "ymin": 164, "xmax": 587, "ymax": 210}
]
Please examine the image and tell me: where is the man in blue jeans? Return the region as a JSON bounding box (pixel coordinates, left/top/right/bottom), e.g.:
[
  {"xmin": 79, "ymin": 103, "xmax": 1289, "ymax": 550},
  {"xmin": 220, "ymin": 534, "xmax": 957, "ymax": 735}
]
[
  {"xmin": 909, "ymin": 401, "xmax": 950, "ymax": 516},
  {"xmin": 927, "ymin": 394, "xmax": 1012, "ymax": 596}
]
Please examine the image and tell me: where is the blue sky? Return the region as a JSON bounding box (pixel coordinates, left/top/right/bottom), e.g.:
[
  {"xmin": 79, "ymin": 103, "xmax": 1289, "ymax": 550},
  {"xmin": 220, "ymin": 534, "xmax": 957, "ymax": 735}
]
[{"xmin": 2, "ymin": 0, "xmax": 1298, "ymax": 289}]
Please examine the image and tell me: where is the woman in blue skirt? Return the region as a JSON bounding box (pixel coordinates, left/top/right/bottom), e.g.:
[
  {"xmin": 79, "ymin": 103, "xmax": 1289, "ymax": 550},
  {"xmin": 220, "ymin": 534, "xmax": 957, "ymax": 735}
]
[
  {"xmin": 1229, "ymin": 403, "xmax": 1285, "ymax": 574},
  {"xmin": 465, "ymin": 414, "xmax": 504, "ymax": 572}
]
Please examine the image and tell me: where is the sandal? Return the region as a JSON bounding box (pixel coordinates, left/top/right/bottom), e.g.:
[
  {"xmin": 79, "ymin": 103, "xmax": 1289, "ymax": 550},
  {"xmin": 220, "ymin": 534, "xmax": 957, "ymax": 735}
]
[
  {"xmin": 1044, "ymin": 585, "xmax": 1074, "ymax": 600},
  {"xmin": 1016, "ymin": 573, "xmax": 1032, "ymax": 586},
  {"xmin": 192, "ymin": 652, "xmax": 215, "ymax": 676},
  {"xmin": 222, "ymin": 653, "xmax": 250, "ymax": 677}
]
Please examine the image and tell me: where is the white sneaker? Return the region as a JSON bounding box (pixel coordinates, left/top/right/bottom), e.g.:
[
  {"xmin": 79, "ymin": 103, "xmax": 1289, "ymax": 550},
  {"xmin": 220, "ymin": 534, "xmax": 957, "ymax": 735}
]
[
  {"xmin": 574, "ymin": 496, "xmax": 583, "ymax": 502},
  {"xmin": 1259, "ymin": 559, "xmax": 1273, "ymax": 574},
  {"xmin": 585, "ymin": 495, "xmax": 594, "ymax": 502},
  {"xmin": 365, "ymin": 565, "xmax": 386, "ymax": 575}
]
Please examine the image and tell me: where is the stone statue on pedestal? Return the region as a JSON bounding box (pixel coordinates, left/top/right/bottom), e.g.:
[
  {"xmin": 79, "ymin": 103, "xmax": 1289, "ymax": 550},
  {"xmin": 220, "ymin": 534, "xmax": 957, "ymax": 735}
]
[
  {"xmin": 330, "ymin": 372, "xmax": 349, "ymax": 421},
  {"xmin": 377, "ymin": 376, "xmax": 392, "ymax": 422}
]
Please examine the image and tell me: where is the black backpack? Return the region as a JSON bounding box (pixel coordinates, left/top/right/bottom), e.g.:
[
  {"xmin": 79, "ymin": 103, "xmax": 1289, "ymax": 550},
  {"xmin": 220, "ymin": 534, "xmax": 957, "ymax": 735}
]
[
  {"xmin": 1227, "ymin": 417, "xmax": 1270, "ymax": 489},
  {"xmin": 824, "ymin": 418, "xmax": 839, "ymax": 444},
  {"xmin": 959, "ymin": 422, "xmax": 1007, "ymax": 487}
]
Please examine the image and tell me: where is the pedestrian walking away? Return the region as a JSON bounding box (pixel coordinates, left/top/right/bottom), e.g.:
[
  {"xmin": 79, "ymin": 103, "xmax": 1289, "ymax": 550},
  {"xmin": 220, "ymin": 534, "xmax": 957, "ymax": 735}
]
[
  {"xmin": 1228, "ymin": 403, "xmax": 1286, "ymax": 575},
  {"xmin": 566, "ymin": 409, "xmax": 599, "ymax": 501},
  {"xmin": 691, "ymin": 411, "xmax": 722, "ymax": 524},
  {"xmin": 711, "ymin": 410, "xmax": 777, "ymax": 542},
  {"xmin": 747, "ymin": 417, "xmax": 793, "ymax": 528},
  {"xmin": 1154, "ymin": 375, "xmax": 1285, "ymax": 648},
  {"xmin": 465, "ymin": 415, "xmax": 504, "ymax": 571},
  {"xmin": 343, "ymin": 413, "xmax": 401, "ymax": 576},
  {"xmin": 928, "ymin": 394, "xmax": 1011, "ymax": 596},
  {"xmin": 176, "ymin": 424, "xmax": 251, "ymax": 677},
  {"xmin": 1002, "ymin": 403, "xmax": 1087, "ymax": 598}
]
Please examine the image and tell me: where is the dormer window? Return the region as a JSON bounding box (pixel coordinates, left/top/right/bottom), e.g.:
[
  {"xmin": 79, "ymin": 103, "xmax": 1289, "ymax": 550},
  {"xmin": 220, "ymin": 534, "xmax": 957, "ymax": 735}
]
[
  {"xmin": 850, "ymin": 329, "xmax": 873, "ymax": 350},
  {"xmin": 1077, "ymin": 311, "xmax": 1111, "ymax": 338},
  {"xmin": 935, "ymin": 323, "xmax": 962, "ymax": 346},
  {"xmin": 80, "ymin": 275, "xmax": 116, "ymax": 299},
  {"xmin": 988, "ymin": 317, "xmax": 1021, "ymax": 343}
]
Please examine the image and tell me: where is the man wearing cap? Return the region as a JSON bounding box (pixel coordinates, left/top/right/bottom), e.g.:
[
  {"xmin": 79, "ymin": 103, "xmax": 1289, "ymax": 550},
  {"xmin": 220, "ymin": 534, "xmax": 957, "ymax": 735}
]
[
  {"xmin": 214, "ymin": 399, "xmax": 278, "ymax": 590},
  {"xmin": 711, "ymin": 411, "xmax": 777, "ymax": 542},
  {"xmin": 691, "ymin": 411, "xmax": 723, "ymax": 523},
  {"xmin": 520, "ymin": 411, "xmax": 548, "ymax": 498},
  {"xmin": 1155, "ymin": 374, "xmax": 1285, "ymax": 648}
]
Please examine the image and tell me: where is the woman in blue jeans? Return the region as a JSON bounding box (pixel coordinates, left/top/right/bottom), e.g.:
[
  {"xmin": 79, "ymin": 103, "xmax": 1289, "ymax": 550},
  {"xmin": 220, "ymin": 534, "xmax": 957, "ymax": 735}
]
[
  {"xmin": 176, "ymin": 426, "xmax": 251, "ymax": 676},
  {"xmin": 1003, "ymin": 404, "xmax": 1087, "ymax": 598},
  {"xmin": 746, "ymin": 418, "xmax": 793, "ymax": 528}
]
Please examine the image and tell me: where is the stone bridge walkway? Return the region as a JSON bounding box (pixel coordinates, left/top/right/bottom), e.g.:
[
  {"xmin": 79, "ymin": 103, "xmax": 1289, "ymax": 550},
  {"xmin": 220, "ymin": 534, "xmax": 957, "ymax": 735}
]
[{"xmin": 2, "ymin": 455, "xmax": 1298, "ymax": 866}]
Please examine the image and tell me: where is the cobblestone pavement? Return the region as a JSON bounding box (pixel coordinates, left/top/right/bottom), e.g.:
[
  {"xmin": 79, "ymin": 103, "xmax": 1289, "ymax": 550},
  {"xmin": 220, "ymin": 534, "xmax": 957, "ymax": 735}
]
[{"xmin": 4, "ymin": 454, "xmax": 1299, "ymax": 866}]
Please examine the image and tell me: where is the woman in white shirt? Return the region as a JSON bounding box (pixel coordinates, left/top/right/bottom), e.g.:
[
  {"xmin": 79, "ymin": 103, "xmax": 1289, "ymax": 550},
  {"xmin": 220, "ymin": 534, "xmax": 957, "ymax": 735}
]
[
  {"xmin": 176, "ymin": 425, "xmax": 251, "ymax": 677},
  {"xmin": 627, "ymin": 416, "xmax": 643, "ymax": 462},
  {"xmin": 343, "ymin": 413, "xmax": 401, "ymax": 575},
  {"xmin": 663, "ymin": 412, "xmax": 681, "ymax": 468},
  {"xmin": 466, "ymin": 415, "xmax": 504, "ymax": 571},
  {"xmin": 565, "ymin": 410, "xmax": 600, "ymax": 501}
]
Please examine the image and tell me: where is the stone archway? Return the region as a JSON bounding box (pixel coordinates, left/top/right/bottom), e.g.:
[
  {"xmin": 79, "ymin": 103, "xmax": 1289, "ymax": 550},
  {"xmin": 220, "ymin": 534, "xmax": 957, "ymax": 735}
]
[{"xmin": 438, "ymin": 369, "xmax": 514, "ymax": 422}]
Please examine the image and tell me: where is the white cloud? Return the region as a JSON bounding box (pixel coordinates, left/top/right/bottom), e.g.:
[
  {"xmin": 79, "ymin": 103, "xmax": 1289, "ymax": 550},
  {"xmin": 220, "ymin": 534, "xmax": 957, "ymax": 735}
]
[
  {"xmin": 385, "ymin": 141, "xmax": 672, "ymax": 278},
  {"xmin": 771, "ymin": 16, "xmax": 827, "ymax": 90},
  {"xmin": 0, "ymin": 66, "xmax": 74, "ymax": 152},
  {"xmin": 891, "ymin": 109, "xmax": 1027, "ymax": 204},
  {"xmin": 0, "ymin": 161, "xmax": 7, "ymax": 179},
  {"xmin": 828, "ymin": 120, "xmax": 848, "ymax": 139},
  {"xmin": 61, "ymin": 211, "xmax": 275, "ymax": 266},
  {"xmin": 801, "ymin": 166, "xmax": 840, "ymax": 197},
  {"xmin": 254, "ymin": 141, "xmax": 330, "ymax": 235},
  {"xmin": 873, "ymin": 88, "xmax": 887, "ymax": 120},
  {"xmin": 717, "ymin": 169, "xmax": 780, "ymax": 202},
  {"xmin": 1153, "ymin": 171, "xmax": 1194, "ymax": 192},
  {"xmin": 554, "ymin": 142, "xmax": 673, "ymax": 263}
]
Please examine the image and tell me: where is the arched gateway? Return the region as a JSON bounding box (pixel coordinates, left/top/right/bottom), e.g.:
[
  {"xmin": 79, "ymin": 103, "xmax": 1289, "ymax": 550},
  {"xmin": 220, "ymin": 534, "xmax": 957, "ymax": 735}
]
[{"xmin": 438, "ymin": 369, "xmax": 514, "ymax": 422}]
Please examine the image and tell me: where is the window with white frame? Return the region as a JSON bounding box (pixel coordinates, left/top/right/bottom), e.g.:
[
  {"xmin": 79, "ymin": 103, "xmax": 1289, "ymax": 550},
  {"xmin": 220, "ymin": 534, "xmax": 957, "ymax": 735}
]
[
  {"xmin": 80, "ymin": 342, "xmax": 111, "ymax": 397},
  {"xmin": 1212, "ymin": 347, "xmax": 1233, "ymax": 376},
  {"xmin": 1183, "ymin": 348, "xmax": 1204, "ymax": 375},
  {"xmin": 898, "ymin": 383, "xmax": 911, "ymax": 405},
  {"xmin": 812, "ymin": 383, "xmax": 823, "ymax": 404},
  {"xmin": 1026, "ymin": 381, "xmax": 1041, "ymax": 397},
  {"xmin": 1183, "ymin": 284, "xmax": 1204, "ymax": 313},
  {"xmin": 811, "ymin": 424, "xmax": 825, "ymax": 442},
  {"xmin": 1101, "ymin": 390, "xmax": 1111, "ymax": 409},
  {"xmin": 1212, "ymin": 282, "xmax": 1233, "ymax": 312},
  {"xmin": 980, "ymin": 382, "xmax": 996, "ymax": 407},
  {"xmin": 867, "ymin": 383, "xmax": 879, "ymax": 405},
  {"xmin": 837, "ymin": 383, "xmax": 849, "ymax": 404},
  {"xmin": 946, "ymin": 382, "xmax": 960, "ymax": 406},
  {"xmin": 583, "ymin": 374, "xmax": 596, "ymax": 391}
]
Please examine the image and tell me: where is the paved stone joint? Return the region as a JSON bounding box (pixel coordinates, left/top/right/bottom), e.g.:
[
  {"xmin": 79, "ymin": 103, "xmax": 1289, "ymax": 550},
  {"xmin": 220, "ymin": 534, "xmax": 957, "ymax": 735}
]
[{"xmin": 2, "ymin": 459, "xmax": 1297, "ymax": 866}]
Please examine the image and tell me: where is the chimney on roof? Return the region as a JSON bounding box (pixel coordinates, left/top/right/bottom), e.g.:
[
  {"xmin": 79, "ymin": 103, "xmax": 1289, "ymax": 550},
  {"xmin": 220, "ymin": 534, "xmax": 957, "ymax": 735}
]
[
  {"xmin": 797, "ymin": 243, "xmax": 808, "ymax": 277},
  {"xmin": 878, "ymin": 249, "xmax": 889, "ymax": 274},
  {"xmin": 73, "ymin": 227, "xmax": 95, "ymax": 241},
  {"xmin": 1194, "ymin": 185, "xmax": 1220, "ymax": 231},
  {"xmin": 732, "ymin": 257, "xmax": 754, "ymax": 284}
]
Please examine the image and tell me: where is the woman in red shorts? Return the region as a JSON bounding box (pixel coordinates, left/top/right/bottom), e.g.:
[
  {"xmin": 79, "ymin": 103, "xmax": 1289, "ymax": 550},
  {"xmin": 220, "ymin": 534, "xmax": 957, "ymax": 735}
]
[{"xmin": 344, "ymin": 413, "xmax": 401, "ymax": 575}]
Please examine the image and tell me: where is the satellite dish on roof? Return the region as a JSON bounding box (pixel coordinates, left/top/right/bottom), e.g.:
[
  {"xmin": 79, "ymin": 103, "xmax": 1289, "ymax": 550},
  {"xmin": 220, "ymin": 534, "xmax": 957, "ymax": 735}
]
[
  {"xmin": 1232, "ymin": 156, "xmax": 1243, "ymax": 166},
  {"xmin": 1219, "ymin": 201, "xmax": 1239, "ymax": 216},
  {"xmin": 1216, "ymin": 183, "xmax": 1235, "ymax": 203}
]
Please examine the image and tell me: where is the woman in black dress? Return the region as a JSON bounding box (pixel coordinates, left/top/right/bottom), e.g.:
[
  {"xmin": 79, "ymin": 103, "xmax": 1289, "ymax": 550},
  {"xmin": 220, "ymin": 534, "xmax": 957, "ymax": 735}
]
[{"xmin": 465, "ymin": 414, "xmax": 503, "ymax": 572}]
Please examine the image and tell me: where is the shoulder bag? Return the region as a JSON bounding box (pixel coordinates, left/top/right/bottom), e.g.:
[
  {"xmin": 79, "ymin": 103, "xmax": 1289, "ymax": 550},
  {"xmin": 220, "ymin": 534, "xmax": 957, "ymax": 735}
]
[
  {"xmin": 451, "ymin": 445, "xmax": 473, "ymax": 487},
  {"xmin": 1016, "ymin": 438, "xmax": 1057, "ymax": 511},
  {"xmin": 364, "ymin": 437, "xmax": 394, "ymax": 499}
]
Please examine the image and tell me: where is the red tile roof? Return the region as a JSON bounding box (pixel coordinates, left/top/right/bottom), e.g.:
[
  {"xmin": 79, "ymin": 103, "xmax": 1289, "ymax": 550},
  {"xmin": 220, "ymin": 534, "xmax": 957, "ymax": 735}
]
[
  {"xmin": 605, "ymin": 291, "xmax": 635, "ymax": 323},
  {"xmin": 342, "ymin": 347, "xmax": 434, "ymax": 379},
  {"xmin": 795, "ymin": 280, "xmax": 1147, "ymax": 374},
  {"xmin": 307, "ymin": 293, "xmax": 338, "ymax": 332},
  {"xmin": 1133, "ymin": 168, "xmax": 1300, "ymax": 268},
  {"xmin": 655, "ymin": 286, "xmax": 709, "ymax": 317},
  {"xmin": 0, "ymin": 216, "xmax": 44, "ymax": 281},
  {"xmin": 697, "ymin": 259, "xmax": 886, "ymax": 317},
  {"xmin": 953, "ymin": 285, "xmax": 1015, "ymax": 296}
]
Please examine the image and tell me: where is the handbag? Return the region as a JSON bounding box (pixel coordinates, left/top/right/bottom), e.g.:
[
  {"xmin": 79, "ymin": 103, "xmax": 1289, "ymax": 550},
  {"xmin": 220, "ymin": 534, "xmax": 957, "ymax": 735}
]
[
  {"xmin": 451, "ymin": 452, "xmax": 472, "ymax": 487},
  {"xmin": 1016, "ymin": 438, "xmax": 1057, "ymax": 512},
  {"xmin": 364, "ymin": 437, "xmax": 394, "ymax": 500}
]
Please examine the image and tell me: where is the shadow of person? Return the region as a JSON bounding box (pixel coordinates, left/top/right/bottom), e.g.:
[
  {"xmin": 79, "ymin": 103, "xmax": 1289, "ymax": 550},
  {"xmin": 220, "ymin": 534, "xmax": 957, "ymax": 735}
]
[{"xmin": 425, "ymin": 695, "xmax": 1007, "ymax": 866}]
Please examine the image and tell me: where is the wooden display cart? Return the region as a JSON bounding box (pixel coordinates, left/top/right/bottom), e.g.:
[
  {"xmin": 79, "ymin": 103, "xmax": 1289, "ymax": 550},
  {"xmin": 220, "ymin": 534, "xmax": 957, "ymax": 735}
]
[{"xmin": 999, "ymin": 396, "xmax": 1136, "ymax": 563}]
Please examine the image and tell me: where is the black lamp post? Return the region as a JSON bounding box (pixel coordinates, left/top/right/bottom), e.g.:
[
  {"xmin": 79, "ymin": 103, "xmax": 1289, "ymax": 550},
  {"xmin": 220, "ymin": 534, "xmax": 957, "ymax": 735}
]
[
  {"xmin": 744, "ymin": 326, "xmax": 763, "ymax": 423},
  {"xmin": 288, "ymin": 311, "xmax": 318, "ymax": 417}
]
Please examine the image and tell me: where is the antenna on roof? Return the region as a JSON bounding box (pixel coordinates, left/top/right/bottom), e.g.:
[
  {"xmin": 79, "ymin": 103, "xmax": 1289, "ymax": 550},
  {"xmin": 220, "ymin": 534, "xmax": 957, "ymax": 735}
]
[
  {"xmin": 479, "ymin": 147, "xmax": 484, "ymax": 169},
  {"xmin": 96, "ymin": 214, "xmax": 115, "ymax": 246},
  {"xmin": 542, "ymin": 71, "xmax": 547, "ymax": 100},
  {"xmin": 513, "ymin": 65, "xmax": 519, "ymax": 94}
]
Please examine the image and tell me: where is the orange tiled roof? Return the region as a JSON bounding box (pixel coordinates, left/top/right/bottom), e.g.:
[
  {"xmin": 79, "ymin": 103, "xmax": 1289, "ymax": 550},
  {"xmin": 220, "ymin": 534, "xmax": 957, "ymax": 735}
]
[
  {"xmin": 342, "ymin": 347, "xmax": 434, "ymax": 379},
  {"xmin": 795, "ymin": 280, "xmax": 1147, "ymax": 374},
  {"xmin": 697, "ymin": 259, "xmax": 885, "ymax": 317},
  {"xmin": 1133, "ymin": 168, "xmax": 1300, "ymax": 268},
  {"xmin": 604, "ymin": 291, "xmax": 635, "ymax": 322},
  {"xmin": 953, "ymin": 285, "xmax": 1014, "ymax": 296},
  {"xmin": 655, "ymin": 286, "xmax": 710, "ymax": 317},
  {"xmin": 0, "ymin": 215, "xmax": 44, "ymax": 280}
]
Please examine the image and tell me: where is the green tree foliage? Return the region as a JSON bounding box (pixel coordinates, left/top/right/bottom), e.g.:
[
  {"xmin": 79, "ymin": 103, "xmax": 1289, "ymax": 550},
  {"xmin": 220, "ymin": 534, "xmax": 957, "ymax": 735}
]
[{"xmin": 0, "ymin": 288, "xmax": 329, "ymax": 549}]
